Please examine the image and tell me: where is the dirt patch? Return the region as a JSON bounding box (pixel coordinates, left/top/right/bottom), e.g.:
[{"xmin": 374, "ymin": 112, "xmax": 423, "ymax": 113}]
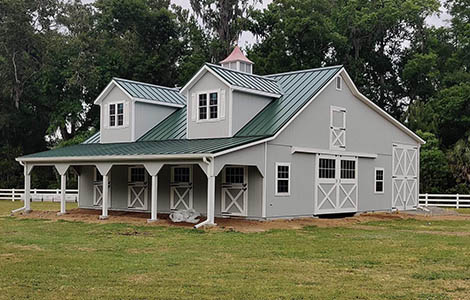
[{"xmin": 12, "ymin": 208, "xmax": 470, "ymax": 233}]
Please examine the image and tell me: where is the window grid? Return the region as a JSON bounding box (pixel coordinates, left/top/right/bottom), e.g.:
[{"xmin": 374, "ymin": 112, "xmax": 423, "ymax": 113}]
[
  {"xmin": 109, "ymin": 103, "xmax": 124, "ymax": 127},
  {"xmin": 130, "ymin": 167, "xmax": 146, "ymax": 182},
  {"xmin": 225, "ymin": 167, "xmax": 244, "ymax": 184},
  {"xmin": 340, "ymin": 160, "xmax": 356, "ymax": 179},
  {"xmin": 198, "ymin": 94, "xmax": 207, "ymax": 120},
  {"xmin": 173, "ymin": 167, "xmax": 190, "ymax": 183},
  {"xmin": 209, "ymin": 92, "xmax": 218, "ymax": 119},
  {"xmin": 276, "ymin": 163, "xmax": 290, "ymax": 195},
  {"xmin": 319, "ymin": 158, "xmax": 336, "ymax": 179},
  {"xmin": 375, "ymin": 169, "xmax": 384, "ymax": 193}
]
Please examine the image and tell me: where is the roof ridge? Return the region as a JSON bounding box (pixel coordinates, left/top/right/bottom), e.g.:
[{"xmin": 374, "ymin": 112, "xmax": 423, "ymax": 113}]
[
  {"xmin": 205, "ymin": 63, "xmax": 279, "ymax": 82},
  {"xmin": 113, "ymin": 77, "xmax": 180, "ymax": 92},
  {"xmin": 266, "ymin": 65, "xmax": 343, "ymax": 77}
]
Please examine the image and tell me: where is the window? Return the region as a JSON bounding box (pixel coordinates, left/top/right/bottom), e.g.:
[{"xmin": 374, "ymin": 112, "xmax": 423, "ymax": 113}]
[
  {"xmin": 198, "ymin": 92, "xmax": 218, "ymax": 121},
  {"xmin": 275, "ymin": 163, "xmax": 290, "ymax": 196},
  {"xmin": 198, "ymin": 94, "xmax": 207, "ymax": 120},
  {"xmin": 173, "ymin": 167, "xmax": 190, "ymax": 183},
  {"xmin": 109, "ymin": 103, "xmax": 124, "ymax": 127},
  {"xmin": 319, "ymin": 158, "xmax": 336, "ymax": 179},
  {"xmin": 225, "ymin": 167, "xmax": 245, "ymax": 184},
  {"xmin": 130, "ymin": 167, "xmax": 146, "ymax": 182},
  {"xmin": 375, "ymin": 168, "xmax": 384, "ymax": 193},
  {"xmin": 336, "ymin": 76, "xmax": 342, "ymax": 90},
  {"xmin": 330, "ymin": 106, "xmax": 346, "ymax": 150},
  {"xmin": 341, "ymin": 160, "xmax": 356, "ymax": 179}
]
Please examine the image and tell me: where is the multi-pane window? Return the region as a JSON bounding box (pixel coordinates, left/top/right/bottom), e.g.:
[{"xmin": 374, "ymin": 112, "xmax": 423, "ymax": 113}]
[
  {"xmin": 375, "ymin": 168, "xmax": 384, "ymax": 193},
  {"xmin": 319, "ymin": 158, "xmax": 336, "ymax": 179},
  {"xmin": 209, "ymin": 93, "xmax": 218, "ymax": 119},
  {"xmin": 225, "ymin": 167, "xmax": 244, "ymax": 184},
  {"xmin": 130, "ymin": 167, "xmax": 146, "ymax": 182},
  {"xmin": 173, "ymin": 167, "xmax": 190, "ymax": 183},
  {"xmin": 109, "ymin": 103, "xmax": 124, "ymax": 127},
  {"xmin": 276, "ymin": 163, "xmax": 290, "ymax": 195},
  {"xmin": 198, "ymin": 94, "xmax": 207, "ymax": 120},
  {"xmin": 340, "ymin": 160, "xmax": 356, "ymax": 179},
  {"xmin": 198, "ymin": 92, "xmax": 218, "ymax": 120}
]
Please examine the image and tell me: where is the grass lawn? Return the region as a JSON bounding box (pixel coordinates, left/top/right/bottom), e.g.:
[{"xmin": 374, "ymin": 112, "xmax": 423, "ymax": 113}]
[{"xmin": 1, "ymin": 202, "xmax": 469, "ymax": 300}]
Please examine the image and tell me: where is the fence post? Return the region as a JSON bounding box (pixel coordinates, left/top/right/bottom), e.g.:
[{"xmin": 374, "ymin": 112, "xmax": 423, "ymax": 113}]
[
  {"xmin": 425, "ymin": 193, "xmax": 428, "ymax": 207},
  {"xmin": 456, "ymin": 194, "xmax": 460, "ymax": 209},
  {"xmin": 12, "ymin": 188, "xmax": 15, "ymax": 202},
  {"xmin": 56, "ymin": 188, "xmax": 60, "ymax": 202}
]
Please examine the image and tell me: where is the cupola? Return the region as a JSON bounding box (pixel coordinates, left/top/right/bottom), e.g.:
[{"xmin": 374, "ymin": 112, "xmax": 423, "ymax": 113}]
[{"xmin": 220, "ymin": 45, "xmax": 254, "ymax": 74}]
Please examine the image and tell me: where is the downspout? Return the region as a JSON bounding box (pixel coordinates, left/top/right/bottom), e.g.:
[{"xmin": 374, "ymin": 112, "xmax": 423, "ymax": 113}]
[
  {"xmin": 195, "ymin": 156, "xmax": 215, "ymax": 229},
  {"xmin": 11, "ymin": 161, "xmax": 27, "ymax": 214}
]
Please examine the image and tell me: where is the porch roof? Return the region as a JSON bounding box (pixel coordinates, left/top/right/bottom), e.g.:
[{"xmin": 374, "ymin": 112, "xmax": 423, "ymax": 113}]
[{"xmin": 17, "ymin": 136, "xmax": 266, "ymax": 162}]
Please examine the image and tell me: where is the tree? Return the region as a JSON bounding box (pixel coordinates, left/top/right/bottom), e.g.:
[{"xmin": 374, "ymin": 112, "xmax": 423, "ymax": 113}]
[
  {"xmin": 417, "ymin": 131, "xmax": 451, "ymax": 193},
  {"xmin": 190, "ymin": 0, "xmax": 260, "ymax": 61}
]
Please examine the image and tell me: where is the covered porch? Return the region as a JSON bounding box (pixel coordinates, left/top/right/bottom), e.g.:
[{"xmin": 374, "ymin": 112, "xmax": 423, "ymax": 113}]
[{"xmin": 18, "ymin": 157, "xmax": 265, "ymax": 227}]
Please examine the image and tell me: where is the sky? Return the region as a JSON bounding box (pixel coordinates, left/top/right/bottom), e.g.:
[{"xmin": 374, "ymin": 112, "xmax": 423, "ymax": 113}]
[{"xmin": 83, "ymin": 0, "xmax": 451, "ymax": 47}]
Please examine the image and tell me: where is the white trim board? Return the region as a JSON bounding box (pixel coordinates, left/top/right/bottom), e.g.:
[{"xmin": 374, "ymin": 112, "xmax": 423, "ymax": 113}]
[{"xmin": 291, "ymin": 147, "xmax": 377, "ymax": 159}]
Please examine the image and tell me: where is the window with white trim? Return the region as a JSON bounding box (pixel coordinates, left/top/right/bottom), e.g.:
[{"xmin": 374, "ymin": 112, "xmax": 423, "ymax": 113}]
[
  {"xmin": 336, "ymin": 76, "xmax": 342, "ymax": 90},
  {"xmin": 340, "ymin": 160, "xmax": 356, "ymax": 179},
  {"xmin": 330, "ymin": 106, "xmax": 346, "ymax": 150},
  {"xmin": 319, "ymin": 158, "xmax": 336, "ymax": 179},
  {"xmin": 109, "ymin": 103, "xmax": 124, "ymax": 127},
  {"xmin": 375, "ymin": 168, "xmax": 384, "ymax": 193},
  {"xmin": 198, "ymin": 92, "xmax": 218, "ymax": 120},
  {"xmin": 275, "ymin": 163, "xmax": 290, "ymax": 196},
  {"xmin": 130, "ymin": 167, "xmax": 146, "ymax": 183}
]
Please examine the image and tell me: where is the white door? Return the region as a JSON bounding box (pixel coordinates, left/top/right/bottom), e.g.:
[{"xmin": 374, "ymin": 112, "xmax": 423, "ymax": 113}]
[
  {"xmin": 315, "ymin": 155, "xmax": 358, "ymax": 214},
  {"xmin": 170, "ymin": 166, "xmax": 193, "ymax": 210},
  {"xmin": 392, "ymin": 144, "xmax": 418, "ymax": 210},
  {"xmin": 93, "ymin": 168, "xmax": 111, "ymax": 207},
  {"xmin": 221, "ymin": 166, "xmax": 248, "ymax": 216},
  {"xmin": 128, "ymin": 167, "xmax": 148, "ymax": 210}
]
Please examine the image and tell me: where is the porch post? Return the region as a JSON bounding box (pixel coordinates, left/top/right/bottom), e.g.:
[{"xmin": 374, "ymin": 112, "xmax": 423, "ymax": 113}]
[
  {"xmin": 55, "ymin": 164, "xmax": 69, "ymax": 216},
  {"xmin": 96, "ymin": 163, "xmax": 113, "ymax": 220},
  {"xmin": 149, "ymin": 175, "xmax": 158, "ymax": 222},
  {"xmin": 207, "ymin": 174, "xmax": 215, "ymax": 224},
  {"xmin": 59, "ymin": 174, "xmax": 66, "ymax": 215},
  {"xmin": 24, "ymin": 164, "xmax": 32, "ymax": 213}
]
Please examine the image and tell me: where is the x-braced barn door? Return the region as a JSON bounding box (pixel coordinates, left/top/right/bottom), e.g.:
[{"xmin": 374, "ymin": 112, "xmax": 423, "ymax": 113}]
[
  {"xmin": 221, "ymin": 166, "xmax": 248, "ymax": 216},
  {"xmin": 315, "ymin": 155, "xmax": 358, "ymax": 214},
  {"xmin": 128, "ymin": 167, "xmax": 148, "ymax": 210},
  {"xmin": 170, "ymin": 166, "xmax": 193, "ymax": 210},
  {"xmin": 93, "ymin": 168, "xmax": 111, "ymax": 207},
  {"xmin": 392, "ymin": 144, "xmax": 418, "ymax": 210}
]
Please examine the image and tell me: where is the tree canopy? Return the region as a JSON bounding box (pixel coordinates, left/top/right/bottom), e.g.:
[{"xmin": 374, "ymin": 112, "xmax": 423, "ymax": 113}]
[{"xmin": 0, "ymin": 0, "xmax": 469, "ymax": 193}]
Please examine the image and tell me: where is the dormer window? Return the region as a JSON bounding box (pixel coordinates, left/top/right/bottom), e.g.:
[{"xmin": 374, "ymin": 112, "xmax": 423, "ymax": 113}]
[
  {"xmin": 198, "ymin": 92, "xmax": 218, "ymax": 121},
  {"xmin": 109, "ymin": 103, "xmax": 124, "ymax": 127}
]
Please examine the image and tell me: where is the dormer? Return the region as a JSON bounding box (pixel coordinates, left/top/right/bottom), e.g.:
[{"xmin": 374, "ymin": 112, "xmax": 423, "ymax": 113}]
[
  {"xmin": 220, "ymin": 45, "xmax": 254, "ymax": 74},
  {"xmin": 94, "ymin": 78, "xmax": 185, "ymax": 143},
  {"xmin": 181, "ymin": 48, "xmax": 282, "ymax": 139}
]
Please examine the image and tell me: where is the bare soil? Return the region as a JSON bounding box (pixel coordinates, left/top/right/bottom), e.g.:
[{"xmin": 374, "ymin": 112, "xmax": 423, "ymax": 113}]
[{"xmin": 13, "ymin": 208, "xmax": 470, "ymax": 233}]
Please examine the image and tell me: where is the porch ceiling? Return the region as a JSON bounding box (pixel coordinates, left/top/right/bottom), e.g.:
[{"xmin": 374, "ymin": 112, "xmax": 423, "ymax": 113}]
[{"xmin": 17, "ymin": 136, "xmax": 266, "ymax": 161}]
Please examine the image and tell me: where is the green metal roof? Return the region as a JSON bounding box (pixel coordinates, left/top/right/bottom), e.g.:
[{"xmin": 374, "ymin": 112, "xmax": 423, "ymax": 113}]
[
  {"xmin": 206, "ymin": 64, "xmax": 282, "ymax": 96},
  {"xmin": 114, "ymin": 78, "xmax": 186, "ymax": 106},
  {"xmin": 235, "ymin": 66, "xmax": 342, "ymax": 137},
  {"xmin": 85, "ymin": 65, "xmax": 342, "ymax": 145},
  {"xmin": 137, "ymin": 107, "xmax": 187, "ymax": 141},
  {"xmin": 83, "ymin": 132, "xmax": 100, "ymax": 144},
  {"xmin": 21, "ymin": 136, "xmax": 264, "ymax": 159}
]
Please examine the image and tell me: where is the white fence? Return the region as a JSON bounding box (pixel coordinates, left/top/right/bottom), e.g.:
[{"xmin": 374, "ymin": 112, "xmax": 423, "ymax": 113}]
[
  {"xmin": 419, "ymin": 193, "xmax": 470, "ymax": 209},
  {"xmin": 0, "ymin": 189, "xmax": 78, "ymax": 202}
]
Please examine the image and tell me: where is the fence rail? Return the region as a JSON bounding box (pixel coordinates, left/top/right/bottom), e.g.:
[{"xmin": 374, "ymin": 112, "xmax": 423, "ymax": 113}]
[
  {"xmin": 419, "ymin": 193, "xmax": 470, "ymax": 209},
  {"xmin": 0, "ymin": 189, "xmax": 78, "ymax": 203}
]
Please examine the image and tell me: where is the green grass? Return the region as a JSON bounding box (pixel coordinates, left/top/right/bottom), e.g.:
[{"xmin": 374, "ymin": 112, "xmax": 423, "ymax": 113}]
[{"xmin": 1, "ymin": 202, "xmax": 469, "ymax": 299}]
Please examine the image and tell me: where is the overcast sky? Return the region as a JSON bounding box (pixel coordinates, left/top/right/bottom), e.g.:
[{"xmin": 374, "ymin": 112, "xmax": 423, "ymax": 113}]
[{"xmin": 83, "ymin": 0, "xmax": 450, "ymax": 47}]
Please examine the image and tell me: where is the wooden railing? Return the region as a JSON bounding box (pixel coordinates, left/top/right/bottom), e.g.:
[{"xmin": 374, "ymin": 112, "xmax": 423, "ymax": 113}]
[
  {"xmin": 0, "ymin": 189, "xmax": 78, "ymax": 202},
  {"xmin": 419, "ymin": 193, "xmax": 470, "ymax": 209}
]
